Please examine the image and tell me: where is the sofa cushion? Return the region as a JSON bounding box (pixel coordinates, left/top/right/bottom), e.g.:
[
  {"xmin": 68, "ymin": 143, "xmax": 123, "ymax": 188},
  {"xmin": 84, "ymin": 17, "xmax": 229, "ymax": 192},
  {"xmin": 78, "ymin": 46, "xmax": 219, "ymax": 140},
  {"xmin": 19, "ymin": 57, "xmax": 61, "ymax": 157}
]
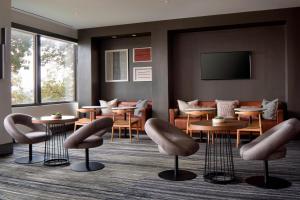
[
  {"xmin": 134, "ymin": 99, "xmax": 148, "ymax": 117},
  {"xmin": 99, "ymin": 99, "xmax": 118, "ymax": 114},
  {"xmin": 216, "ymin": 100, "xmax": 239, "ymax": 119},
  {"xmin": 262, "ymin": 99, "xmax": 278, "ymax": 120},
  {"xmin": 177, "ymin": 99, "xmax": 198, "ymax": 115}
]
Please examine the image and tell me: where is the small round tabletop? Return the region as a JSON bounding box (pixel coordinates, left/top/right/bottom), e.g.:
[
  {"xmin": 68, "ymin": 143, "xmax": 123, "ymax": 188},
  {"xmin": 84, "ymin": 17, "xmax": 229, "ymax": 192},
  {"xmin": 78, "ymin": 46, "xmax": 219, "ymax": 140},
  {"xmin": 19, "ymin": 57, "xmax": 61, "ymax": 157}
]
[
  {"xmin": 234, "ymin": 107, "xmax": 266, "ymax": 112},
  {"xmin": 112, "ymin": 106, "xmax": 136, "ymax": 110},
  {"xmin": 184, "ymin": 107, "xmax": 216, "ymax": 112},
  {"xmin": 190, "ymin": 120, "xmax": 248, "ymax": 131},
  {"xmin": 32, "ymin": 115, "xmax": 78, "ymax": 124},
  {"xmin": 81, "ymin": 106, "xmax": 107, "ymax": 109}
]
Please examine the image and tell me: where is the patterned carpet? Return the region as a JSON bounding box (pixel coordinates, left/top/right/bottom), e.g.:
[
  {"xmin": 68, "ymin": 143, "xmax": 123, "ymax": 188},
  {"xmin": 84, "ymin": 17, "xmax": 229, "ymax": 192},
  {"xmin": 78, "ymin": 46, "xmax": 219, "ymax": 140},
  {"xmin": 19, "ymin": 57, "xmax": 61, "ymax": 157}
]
[{"xmin": 0, "ymin": 134, "xmax": 300, "ymax": 200}]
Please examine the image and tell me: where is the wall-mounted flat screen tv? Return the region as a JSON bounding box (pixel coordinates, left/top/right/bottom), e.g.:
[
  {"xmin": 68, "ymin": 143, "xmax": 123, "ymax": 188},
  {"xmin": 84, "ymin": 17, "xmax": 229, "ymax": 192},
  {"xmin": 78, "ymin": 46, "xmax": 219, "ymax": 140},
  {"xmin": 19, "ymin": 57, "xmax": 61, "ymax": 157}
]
[{"xmin": 200, "ymin": 51, "xmax": 251, "ymax": 80}]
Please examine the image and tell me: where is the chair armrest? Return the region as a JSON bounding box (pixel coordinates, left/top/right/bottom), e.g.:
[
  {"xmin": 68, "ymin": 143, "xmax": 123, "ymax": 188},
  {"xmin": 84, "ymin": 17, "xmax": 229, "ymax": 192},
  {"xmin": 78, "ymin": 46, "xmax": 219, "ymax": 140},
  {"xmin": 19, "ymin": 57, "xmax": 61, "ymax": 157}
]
[
  {"xmin": 169, "ymin": 108, "xmax": 178, "ymax": 125},
  {"xmin": 277, "ymin": 109, "xmax": 284, "ymax": 124}
]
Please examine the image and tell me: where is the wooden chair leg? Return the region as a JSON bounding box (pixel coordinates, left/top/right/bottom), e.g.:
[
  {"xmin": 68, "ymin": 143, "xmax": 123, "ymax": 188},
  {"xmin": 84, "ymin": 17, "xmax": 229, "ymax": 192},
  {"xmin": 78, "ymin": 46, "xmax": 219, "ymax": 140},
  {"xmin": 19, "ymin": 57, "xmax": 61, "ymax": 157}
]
[
  {"xmin": 129, "ymin": 128, "xmax": 132, "ymax": 143},
  {"xmin": 111, "ymin": 127, "xmax": 114, "ymax": 142},
  {"xmin": 189, "ymin": 130, "xmax": 192, "ymax": 137},
  {"xmin": 119, "ymin": 127, "xmax": 121, "ymax": 140},
  {"xmin": 136, "ymin": 128, "xmax": 139, "ymax": 142},
  {"xmin": 236, "ymin": 131, "xmax": 240, "ymax": 148},
  {"xmin": 74, "ymin": 124, "xmax": 77, "ymax": 132}
]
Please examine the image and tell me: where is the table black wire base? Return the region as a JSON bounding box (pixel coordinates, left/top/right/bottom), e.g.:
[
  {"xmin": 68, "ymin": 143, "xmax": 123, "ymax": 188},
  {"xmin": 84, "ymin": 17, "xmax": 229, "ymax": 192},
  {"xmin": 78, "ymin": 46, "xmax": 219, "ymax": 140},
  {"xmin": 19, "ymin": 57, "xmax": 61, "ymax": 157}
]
[
  {"xmin": 44, "ymin": 124, "xmax": 70, "ymax": 166},
  {"xmin": 204, "ymin": 131, "xmax": 235, "ymax": 184}
]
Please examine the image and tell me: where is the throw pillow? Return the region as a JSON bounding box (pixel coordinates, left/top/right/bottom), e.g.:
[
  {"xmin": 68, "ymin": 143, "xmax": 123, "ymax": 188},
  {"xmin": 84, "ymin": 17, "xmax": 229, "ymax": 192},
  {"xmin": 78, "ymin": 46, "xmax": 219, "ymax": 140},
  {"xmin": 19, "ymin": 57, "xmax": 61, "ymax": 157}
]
[
  {"xmin": 261, "ymin": 99, "xmax": 278, "ymax": 120},
  {"xmin": 99, "ymin": 99, "xmax": 118, "ymax": 114},
  {"xmin": 215, "ymin": 100, "xmax": 239, "ymax": 119},
  {"xmin": 177, "ymin": 99, "xmax": 199, "ymax": 115},
  {"xmin": 134, "ymin": 100, "xmax": 148, "ymax": 117}
]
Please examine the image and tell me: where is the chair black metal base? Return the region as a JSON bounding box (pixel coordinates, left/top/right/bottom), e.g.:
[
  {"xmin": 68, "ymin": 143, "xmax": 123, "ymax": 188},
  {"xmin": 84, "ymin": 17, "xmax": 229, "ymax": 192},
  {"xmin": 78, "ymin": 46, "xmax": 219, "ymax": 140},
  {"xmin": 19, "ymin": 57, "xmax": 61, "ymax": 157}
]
[
  {"xmin": 71, "ymin": 161, "xmax": 104, "ymax": 172},
  {"xmin": 159, "ymin": 170, "xmax": 197, "ymax": 181},
  {"xmin": 15, "ymin": 144, "xmax": 43, "ymax": 164},
  {"xmin": 158, "ymin": 155, "xmax": 197, "ymax": 181},
  {"xmin": 15, "ymin": 155, "xmax": 44, "ymax": 164},
  {"xmin": 204, "ymin": 172, "xmax": 235, "ymax": 184},
  {"xmin": 245, "ymin": 176, "xmax": 291, "ymax": 189},
  {"xmin": 245, "ymin": 160, "xmax": 291, "ymax": 189},
  {"xmin": 71, "ymin": 148, "xmax": 104, "ymax": 172}
]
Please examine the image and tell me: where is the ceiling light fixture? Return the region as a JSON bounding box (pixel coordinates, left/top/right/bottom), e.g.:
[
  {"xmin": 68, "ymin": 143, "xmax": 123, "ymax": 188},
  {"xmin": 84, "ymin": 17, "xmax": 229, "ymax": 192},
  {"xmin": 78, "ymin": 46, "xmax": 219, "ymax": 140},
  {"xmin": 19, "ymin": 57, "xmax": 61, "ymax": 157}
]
[
  {"xmin": 112, "ymin": 36, "xmax": 117, "ymax": 39},
  {"xmin": 132, "ymin": 34, "xmax": 137, "ymax": 37}
]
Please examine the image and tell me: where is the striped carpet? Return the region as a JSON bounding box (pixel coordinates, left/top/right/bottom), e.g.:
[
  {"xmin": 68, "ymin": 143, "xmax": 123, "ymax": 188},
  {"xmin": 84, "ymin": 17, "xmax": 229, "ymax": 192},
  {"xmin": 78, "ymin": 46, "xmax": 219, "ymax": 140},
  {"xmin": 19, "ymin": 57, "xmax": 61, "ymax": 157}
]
[{"xmin": 0, "ymin": 134, "xmax": 300, "ymax": 200}]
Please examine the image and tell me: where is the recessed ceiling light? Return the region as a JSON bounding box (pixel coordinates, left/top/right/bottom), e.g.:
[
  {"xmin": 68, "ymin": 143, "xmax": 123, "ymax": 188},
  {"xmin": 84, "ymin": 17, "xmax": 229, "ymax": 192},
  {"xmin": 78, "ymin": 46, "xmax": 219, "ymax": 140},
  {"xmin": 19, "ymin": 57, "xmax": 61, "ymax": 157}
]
[
  {"xmin": 132, "ymin": 34, "xmax": 137, "ymax": 37},
  {"xmin": 112, "ymin": 36, "xmax": 117, "ymax": 39}
]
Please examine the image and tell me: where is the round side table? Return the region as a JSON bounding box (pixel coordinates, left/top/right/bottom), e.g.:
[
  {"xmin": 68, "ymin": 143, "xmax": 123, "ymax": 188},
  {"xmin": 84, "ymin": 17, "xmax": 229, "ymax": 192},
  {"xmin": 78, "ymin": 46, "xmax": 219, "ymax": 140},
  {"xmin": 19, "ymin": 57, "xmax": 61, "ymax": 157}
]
[
  {"xmin": 191, "ymin": 120, "xmax": 247, "ymax": 184},
  {"xmin": 32, "ymin": 115, "xmax": 77, "ymax": 166}
]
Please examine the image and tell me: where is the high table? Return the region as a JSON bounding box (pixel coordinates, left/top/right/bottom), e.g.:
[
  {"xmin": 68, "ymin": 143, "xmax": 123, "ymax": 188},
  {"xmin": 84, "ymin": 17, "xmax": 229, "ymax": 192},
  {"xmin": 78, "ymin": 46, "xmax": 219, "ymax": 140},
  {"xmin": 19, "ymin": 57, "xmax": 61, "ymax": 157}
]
[
  {"xmin": 184, "ymin": 107, "xmax": 216, "ymax": 137},
  {"xmin": 81, "ymin": 106, "xmax": 107, "ymax": 120},
  {"xmin": 112, "ymin": 106, "xmax": 136, "ymax": 138},
  {"xmin": 190, "ymin": 120, "xmax": 247, "ymax": 184},
  {"xmin": 32, "ymin": 115, "xmax": 77, "ymax": 166}
]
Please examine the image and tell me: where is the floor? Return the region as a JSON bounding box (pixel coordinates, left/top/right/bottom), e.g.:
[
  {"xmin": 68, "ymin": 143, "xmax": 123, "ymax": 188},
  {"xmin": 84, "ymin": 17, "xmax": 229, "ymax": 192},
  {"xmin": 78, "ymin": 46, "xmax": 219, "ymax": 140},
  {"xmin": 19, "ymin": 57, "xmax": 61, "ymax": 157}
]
[{"xmin": 0, "ymin": 134, "xmax": 300, "ymax": 200}]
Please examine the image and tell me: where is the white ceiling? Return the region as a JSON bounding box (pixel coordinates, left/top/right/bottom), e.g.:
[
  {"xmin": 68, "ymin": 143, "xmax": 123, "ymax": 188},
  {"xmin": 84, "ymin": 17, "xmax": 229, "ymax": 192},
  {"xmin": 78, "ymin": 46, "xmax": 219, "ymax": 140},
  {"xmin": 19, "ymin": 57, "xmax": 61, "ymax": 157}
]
[{"xmin": 12, "ymin": 0, "xmax": 300, "ymax": 29}]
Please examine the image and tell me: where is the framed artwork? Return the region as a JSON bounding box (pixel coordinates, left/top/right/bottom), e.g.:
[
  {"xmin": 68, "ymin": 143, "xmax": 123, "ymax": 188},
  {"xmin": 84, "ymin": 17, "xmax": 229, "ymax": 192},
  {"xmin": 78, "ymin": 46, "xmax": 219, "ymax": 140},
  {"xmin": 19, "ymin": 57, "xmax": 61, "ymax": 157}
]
[
  {"xmin": 133, "ymin": 47, "xmax": 152, "ymax": 63},
  {"xmin": 105, "ymin": 49, "xmax": 128, "ymax": 82},
  {"xmin": 133, "ymin": 66, "xmax": 152, "ymax": 82}
]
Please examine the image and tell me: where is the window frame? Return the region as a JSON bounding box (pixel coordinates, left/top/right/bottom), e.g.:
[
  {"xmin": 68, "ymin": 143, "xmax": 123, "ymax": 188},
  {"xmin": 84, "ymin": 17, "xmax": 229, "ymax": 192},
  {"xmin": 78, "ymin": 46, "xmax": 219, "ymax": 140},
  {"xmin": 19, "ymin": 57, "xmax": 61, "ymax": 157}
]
[{"xmin": 11, "ymin": 25, "xmax": 77, "ymax": 107}]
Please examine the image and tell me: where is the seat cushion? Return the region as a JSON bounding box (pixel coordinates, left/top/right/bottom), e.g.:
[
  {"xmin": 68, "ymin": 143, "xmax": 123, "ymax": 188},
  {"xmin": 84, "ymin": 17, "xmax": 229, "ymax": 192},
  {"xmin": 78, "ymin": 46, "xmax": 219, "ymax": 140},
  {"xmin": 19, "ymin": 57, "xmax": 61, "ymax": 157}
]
[
  {"xmin": 25, "ymin": 131, "xmax": 48, "ymax": 144},
  {"xmin": 77, "ymin": 135, "xmax": 103, "ymax": 149}
]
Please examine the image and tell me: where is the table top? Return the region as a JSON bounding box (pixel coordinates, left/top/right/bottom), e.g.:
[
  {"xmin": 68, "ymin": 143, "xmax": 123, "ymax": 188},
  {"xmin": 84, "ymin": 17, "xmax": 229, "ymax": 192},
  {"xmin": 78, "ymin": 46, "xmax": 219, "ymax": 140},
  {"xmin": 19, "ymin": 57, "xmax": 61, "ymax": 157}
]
[
  {"xmin": 190, "ymin": 120, "xmax": 248, "ymax": 131},
  {"xmin": 32, "ymin": 115, "xmax": 78, "ymax": 124},
  {"xmin": 234, "ymin": 107, "xmax": 266, "ymax": 112},
  {"xmin": 112, "ymin": 106, "xmax": 136, "ymax": 110},
  {"xmin": 184, "ymin": 107, "xmax": 216, "ymax": 112},
  {"xmin": 81, "ymin": 106, "xmax": 107, "ymax": 109}
]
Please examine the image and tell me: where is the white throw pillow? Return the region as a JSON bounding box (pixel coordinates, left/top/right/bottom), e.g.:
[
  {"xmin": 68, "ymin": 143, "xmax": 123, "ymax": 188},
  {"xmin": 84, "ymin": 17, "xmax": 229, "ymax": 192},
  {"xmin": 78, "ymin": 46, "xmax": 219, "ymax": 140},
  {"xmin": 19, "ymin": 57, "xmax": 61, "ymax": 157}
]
[
  {"xmin": 215, "ymin": 100, "xmax": 239, "ymax": 119},
  {"xmin": 99, "ymin": 99, "xmax": 118, "ymax": 114},
  {"xmin": 261, "ymin": 99, "xmax": 278, "ymax": 120},
  {"xmin": 177, "ymin": 99, "xmax": 198, "ymax": 115}
]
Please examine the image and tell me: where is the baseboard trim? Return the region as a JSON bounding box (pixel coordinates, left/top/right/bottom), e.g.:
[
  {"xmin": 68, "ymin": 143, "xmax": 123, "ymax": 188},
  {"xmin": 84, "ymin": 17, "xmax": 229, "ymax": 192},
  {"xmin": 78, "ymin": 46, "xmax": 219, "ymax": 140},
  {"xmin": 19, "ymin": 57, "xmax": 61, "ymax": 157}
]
[{"xmin": 0, "ymin": 143, "xmax": 13, "ymax": 156}]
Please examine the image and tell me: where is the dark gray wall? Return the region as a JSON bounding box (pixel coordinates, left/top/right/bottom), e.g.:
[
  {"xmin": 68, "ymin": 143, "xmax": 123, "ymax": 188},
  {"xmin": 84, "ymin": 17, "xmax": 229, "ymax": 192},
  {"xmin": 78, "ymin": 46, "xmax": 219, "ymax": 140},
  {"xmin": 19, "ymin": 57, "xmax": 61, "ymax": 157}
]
[
  {"xmin": 93, "ymin": 36, "xmax": 152, "ymax": 103},
  {"xmin": 169, "ymin": 25, "xmax": 285, "ymax": 106},
  {"xmin": 78, "ymin": 7, "xmax": 300, "ymax": 119}
]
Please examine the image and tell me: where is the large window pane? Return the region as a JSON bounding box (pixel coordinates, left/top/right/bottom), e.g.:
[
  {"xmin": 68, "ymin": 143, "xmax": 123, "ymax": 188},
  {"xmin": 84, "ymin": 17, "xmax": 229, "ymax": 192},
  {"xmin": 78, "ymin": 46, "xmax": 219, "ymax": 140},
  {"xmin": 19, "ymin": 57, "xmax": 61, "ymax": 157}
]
[
  {"xmin": 11, "ymin": 30, "xmax": 35, "ymax": 105},
  {"xmin": 40, "ymin": 37, "xmax": 75, "ymax": 103}
]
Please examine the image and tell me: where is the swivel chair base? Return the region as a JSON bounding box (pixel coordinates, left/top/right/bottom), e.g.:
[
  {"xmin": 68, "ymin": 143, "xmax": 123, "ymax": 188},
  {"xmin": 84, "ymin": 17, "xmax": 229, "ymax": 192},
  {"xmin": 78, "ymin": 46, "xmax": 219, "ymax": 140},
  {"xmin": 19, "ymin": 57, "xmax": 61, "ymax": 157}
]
[
  {"xmin": 246, "ymin": 176, "xmax": 291, "ymax": 189},
  {"xmin": 15, "ymin": 144, "xmax": 43, "ymax": 164},
  {"xmin": 245, "ymin": 160, "xmax": 291, "ymax": 189},
  {"xmin": 158, "ymin": 155, "xmax": 197, "ymax": 181},
  {"xmin": 71, "ymin": 161, "xmax": 104, "ymax": 172},
  {"xmin": 71, "ymin": 148, "xmax": 105, "ymax": 172},
  {"xmin": 15, "ymin": 155, "xmax": 44, "ymax": 164}
]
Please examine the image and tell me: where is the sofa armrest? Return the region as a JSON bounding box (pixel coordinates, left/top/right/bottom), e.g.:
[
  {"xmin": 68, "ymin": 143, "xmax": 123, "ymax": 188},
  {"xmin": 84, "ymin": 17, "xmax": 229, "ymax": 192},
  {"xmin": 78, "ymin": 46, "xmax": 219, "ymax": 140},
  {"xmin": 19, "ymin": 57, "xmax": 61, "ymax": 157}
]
[
  {"xmin": 277, "ymin": 109, "xmax": 284, "ymax": 124},
  {"xmin": 169, "ymin": 108, "xmax": 178, "ymax": 125}
]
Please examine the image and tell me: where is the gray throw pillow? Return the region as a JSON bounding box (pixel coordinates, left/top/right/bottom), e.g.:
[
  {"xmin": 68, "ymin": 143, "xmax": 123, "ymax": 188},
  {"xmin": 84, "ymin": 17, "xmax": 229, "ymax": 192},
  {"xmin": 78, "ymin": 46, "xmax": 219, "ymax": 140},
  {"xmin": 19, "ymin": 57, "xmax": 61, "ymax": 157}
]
[
  {"xmin": 99, "ymin": 99, "xmax": 118, "ymax": 114},
  {"xmin": 262, "ymin": 99, "xmax": 278, "ymax": 120},
  {"xmin": 134, "ymin": 100, "xmax": 148, "ymax": 117},
  {"xmin": 215, "ymin": 100, "xmax": 239, "ymax": 119},
  {"xmin": 177, "ymin": 99, "xmax": 199, "ymax": 115}
]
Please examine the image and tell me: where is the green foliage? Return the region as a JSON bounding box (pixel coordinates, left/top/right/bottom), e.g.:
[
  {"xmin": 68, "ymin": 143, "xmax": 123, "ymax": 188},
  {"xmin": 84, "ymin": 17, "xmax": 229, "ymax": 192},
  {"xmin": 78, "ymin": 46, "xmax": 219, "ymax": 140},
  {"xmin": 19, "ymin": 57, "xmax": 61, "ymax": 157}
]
[{"xmin": 11, "ymin": 30, "xmax": 75, "ymax": 105}]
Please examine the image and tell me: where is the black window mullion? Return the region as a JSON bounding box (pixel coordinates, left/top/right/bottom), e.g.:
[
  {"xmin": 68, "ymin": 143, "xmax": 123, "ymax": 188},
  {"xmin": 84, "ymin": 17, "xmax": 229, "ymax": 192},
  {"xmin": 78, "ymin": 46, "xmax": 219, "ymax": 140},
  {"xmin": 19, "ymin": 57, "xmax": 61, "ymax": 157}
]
[{"xmin": 35, "ymin": 35, "xmax": 41, "ymax": 104}]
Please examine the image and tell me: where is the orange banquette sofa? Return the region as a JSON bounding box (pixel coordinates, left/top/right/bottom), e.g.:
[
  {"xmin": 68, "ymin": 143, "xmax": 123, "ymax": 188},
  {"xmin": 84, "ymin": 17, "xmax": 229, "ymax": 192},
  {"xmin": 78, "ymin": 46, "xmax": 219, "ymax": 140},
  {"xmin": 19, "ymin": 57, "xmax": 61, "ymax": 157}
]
[
  {"xmin": 169, "ymin": 100, "xmax": 285, "ymax": 132},
  {"xmin": 96, "ymin": 100, "xmax": 152, "ymax": 131}
]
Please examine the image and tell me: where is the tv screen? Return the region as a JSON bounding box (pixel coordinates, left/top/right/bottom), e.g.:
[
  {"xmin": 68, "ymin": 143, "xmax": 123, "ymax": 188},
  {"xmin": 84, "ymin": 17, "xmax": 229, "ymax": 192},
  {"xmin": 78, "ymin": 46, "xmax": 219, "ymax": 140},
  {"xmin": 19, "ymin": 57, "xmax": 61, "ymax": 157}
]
[{"xmin": 200, "ymin": 51, "xmax": 251, "ymax": 80}]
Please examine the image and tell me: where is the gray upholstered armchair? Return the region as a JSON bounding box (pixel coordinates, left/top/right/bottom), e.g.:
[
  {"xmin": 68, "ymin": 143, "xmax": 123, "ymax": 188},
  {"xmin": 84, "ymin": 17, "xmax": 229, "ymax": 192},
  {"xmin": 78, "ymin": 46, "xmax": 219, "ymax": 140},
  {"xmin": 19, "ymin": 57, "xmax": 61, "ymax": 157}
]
[
  {"xmin": 240, "ymin": 118, "xmax": 300, "ymax": 188},
  {"xmin": 4, "ymin": 113, "xmax": 47, "ymax": 164},
  {"xmin": 145, "ymin": 118, "xmax": 199, "ymax": 181},
  {"xmin": 64, "ymin": 117, "xmax": 113, "ymax": 172}
]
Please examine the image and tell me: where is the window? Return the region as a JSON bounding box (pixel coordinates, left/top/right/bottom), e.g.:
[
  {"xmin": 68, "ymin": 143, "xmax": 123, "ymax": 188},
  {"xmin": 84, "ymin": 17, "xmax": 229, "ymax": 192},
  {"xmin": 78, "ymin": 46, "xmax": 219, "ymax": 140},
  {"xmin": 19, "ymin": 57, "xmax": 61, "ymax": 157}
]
[
  {"xmin": 11, "ymin": 30, "xmax": 35, "ymax": 105},
  {"xmin": 11, "ymin": 29, "xmax": 76, "ymax": 105},
  {"xmin": 40, "ymin": 37, "xmax": 75, "ymax": 103}
]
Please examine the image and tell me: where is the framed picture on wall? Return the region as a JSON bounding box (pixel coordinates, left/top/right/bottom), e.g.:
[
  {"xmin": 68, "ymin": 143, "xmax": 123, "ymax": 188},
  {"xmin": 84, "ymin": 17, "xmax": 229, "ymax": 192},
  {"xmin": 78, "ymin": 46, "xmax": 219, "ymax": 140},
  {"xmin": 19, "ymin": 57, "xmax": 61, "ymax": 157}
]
[
  {"xmin": 133, "ymin": 47, "xmax": 152, "ymax": 63},
  {"xmin": 105, "ymin": 49, "xmax": 128, "ymax": 82},
  {"xmin": 133, "ymin": 66, "xmax": 152, "ymax": 82}
]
